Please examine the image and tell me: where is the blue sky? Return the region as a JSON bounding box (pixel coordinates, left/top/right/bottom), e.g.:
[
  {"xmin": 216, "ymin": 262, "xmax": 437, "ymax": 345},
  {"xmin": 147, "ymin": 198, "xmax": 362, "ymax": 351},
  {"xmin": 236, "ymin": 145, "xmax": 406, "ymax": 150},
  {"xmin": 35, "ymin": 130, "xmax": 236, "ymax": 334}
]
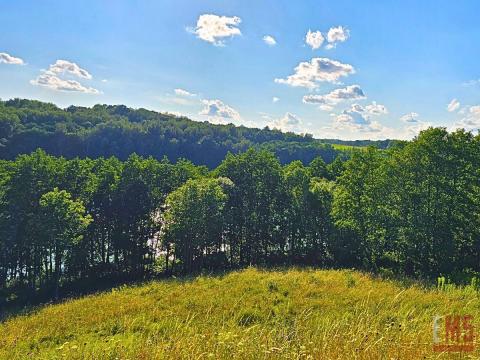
[{"xmin": 1, "ymin": 0, "xmax": 480, "ymax": 139}]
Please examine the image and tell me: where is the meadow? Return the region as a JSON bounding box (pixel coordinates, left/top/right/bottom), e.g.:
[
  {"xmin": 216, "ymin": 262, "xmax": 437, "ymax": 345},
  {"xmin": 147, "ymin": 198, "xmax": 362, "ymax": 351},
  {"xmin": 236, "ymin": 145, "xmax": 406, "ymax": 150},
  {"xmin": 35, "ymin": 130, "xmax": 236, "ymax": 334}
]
[{"xmin": 1, "ymin": 268, "xmax": 479, "ymax": 359}]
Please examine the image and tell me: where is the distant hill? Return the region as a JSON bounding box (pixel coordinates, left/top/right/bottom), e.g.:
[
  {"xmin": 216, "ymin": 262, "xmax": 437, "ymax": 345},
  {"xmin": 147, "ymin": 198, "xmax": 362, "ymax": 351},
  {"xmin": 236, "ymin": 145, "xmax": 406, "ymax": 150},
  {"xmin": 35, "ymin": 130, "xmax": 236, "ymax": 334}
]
[{"xmin": 0, "ymin": 99, "xmax": 396, "ymax": 168}]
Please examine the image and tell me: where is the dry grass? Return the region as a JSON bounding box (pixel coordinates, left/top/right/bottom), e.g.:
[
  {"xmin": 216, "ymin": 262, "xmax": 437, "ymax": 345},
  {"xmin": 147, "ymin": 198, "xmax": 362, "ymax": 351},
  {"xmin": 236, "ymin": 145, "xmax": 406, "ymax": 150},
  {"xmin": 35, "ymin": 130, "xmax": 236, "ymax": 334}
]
[{"xmin": 1, "ymin": 268, "xmax": 479, "ymax": 359}]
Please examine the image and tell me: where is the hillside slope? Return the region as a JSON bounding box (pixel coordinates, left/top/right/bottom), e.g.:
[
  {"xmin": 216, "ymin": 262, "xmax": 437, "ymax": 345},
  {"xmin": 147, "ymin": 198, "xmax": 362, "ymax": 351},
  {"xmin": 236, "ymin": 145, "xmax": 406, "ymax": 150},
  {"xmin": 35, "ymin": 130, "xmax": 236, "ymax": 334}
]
[
  {"xmin": 1, "ymin": 268, "xmax": 478, "ymax": 359},
  {"xmin": 0, "ymin": 99, "xmax": 395, "ymax": 167}
]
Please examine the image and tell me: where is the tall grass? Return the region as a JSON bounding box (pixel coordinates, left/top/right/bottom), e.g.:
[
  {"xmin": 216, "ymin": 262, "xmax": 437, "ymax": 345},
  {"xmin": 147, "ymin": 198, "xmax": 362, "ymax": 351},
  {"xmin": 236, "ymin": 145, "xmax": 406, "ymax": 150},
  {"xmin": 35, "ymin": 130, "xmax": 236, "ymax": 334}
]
[{"xmin": 0, "ymin": 268, "xmax": 479, "ymax": 359}]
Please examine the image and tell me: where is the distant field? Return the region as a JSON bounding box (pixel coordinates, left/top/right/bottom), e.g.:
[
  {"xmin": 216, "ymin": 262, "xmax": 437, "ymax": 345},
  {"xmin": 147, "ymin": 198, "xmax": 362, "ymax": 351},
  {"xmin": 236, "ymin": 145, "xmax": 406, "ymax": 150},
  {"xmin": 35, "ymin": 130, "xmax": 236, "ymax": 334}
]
[
  {"xmin": 1, "ymin": 268, "xmax": 479, "ymax": 359},
  {"xmin": 331, "ymin": 143, "xmax": 367, "ymax": 151}
]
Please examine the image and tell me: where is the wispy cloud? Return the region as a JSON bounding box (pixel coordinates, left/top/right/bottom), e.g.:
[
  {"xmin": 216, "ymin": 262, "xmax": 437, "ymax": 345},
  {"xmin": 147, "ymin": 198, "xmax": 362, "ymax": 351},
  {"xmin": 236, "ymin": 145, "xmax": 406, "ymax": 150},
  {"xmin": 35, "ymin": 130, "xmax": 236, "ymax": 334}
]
[
  {"xmin": 0, "ymin": 52, "xmax": 25, "ymax": 65},
  {"xmin": 263, "ymin": 35, "xmax": 277, "ymax": 46},
  {"xmin": 174, "ymin": 88, "xmax": 196, "ymax": 97},
  {"xmin": 462, "ymin": 79, "xmax": 480, "ymax": 87},
  {"xmin": 447, "ymin": 98, "xmax": 460, "ymax": 112}
]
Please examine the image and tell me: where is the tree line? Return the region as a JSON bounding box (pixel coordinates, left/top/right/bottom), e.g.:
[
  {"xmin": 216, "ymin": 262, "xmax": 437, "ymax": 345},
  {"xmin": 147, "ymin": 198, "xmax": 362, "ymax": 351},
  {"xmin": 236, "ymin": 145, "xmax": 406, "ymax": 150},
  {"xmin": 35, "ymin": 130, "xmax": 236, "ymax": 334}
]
[
  {"xmin": 0, "ymin": 98, "xmax": 388, "ymax": 168},
  {"xmin": 1, "ymin": 127, "xmax": 479, "ymax": 306}
]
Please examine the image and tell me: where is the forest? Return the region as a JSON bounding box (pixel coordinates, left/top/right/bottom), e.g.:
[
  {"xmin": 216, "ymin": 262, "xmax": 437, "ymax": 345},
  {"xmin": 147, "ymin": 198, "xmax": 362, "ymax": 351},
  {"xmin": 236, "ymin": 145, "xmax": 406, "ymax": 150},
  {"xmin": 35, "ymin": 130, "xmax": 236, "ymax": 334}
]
[
  {"xmin": 0, "ymin": 99, "xmax": 395, "ymax": 167},
  {"xmin": 0, "ymin": 125, "xmax": 479, "ymax": 307}
]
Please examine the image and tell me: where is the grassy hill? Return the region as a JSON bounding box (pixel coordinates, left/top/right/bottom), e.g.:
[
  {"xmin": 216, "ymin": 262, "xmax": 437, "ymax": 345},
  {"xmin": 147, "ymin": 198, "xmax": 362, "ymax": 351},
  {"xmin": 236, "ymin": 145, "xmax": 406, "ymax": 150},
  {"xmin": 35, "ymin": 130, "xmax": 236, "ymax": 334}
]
[{"xmin": 1, "ymin": 268, "xmax": 478, "ymax": 359}]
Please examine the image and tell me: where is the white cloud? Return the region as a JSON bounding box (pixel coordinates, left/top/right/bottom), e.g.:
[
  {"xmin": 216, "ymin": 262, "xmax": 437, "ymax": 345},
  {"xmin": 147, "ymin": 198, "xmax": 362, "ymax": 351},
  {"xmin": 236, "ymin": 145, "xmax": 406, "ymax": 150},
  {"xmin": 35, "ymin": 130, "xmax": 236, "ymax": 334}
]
[
  {"xmin": 405, "ymin": 122, "xmax": 431, "ymax": 137},
  {"xmin": 46, "ymin": 60, "xmax": 92, "ymax": 79},
  {"xmin": 400, "ymin": 112, "xmax": 419, "ymax": 123},
  {"xmin": 0, "ymin": 52, "xmax": 25, "ymax": 65},
  {"xmin": 453, "ymin": 105, "xmax": 480, "ymax": 131},
  {"xmin": 319, "ymin": 104, "xmax": 334, "ymax": 112},
  {"xmin": 189, "ymin": 14, "xmax": 241, "ymax": 46},
  {"xmin": 447, "ymin": 98, "xmax": 460, "ymax": 112},
  {"xmin": 398, "ymin": 112, "xmax": 432, "ymax": 137},
  {"xmin": 272, "ymin": 97, "xmax": 280, "ymax": 103},
  {"xmin": 303, "ymin": 85, "xmax": 365, "ymax": 108},
  {"xmin": 305, "ymin": 30, "xmax": 325, "ymax": 50},
  {"xmin": 30, "ymin": 59, "xmax": 99, "ymax": 94},
  {"xmin": 174, "ymin": 88, "xmax": 196, "ymax": 97},
  {"xmin": 330, "ymin": 102, "xmax": 389, "ymax": 133},
  {"xmin": 200, "ymin": 99, "xmax": 241, "ymax": 123},
  {"xmin": 167, "ymin": 111, "xmax": 184, "ymax": 117},
  {"xmin": 275, "ymin": 57, "xmax": 355, "ymax": 88},
  {"xmin": 333, "ymin": 105, "xmax": 382, "ymax": 133},
  {"xmin": 365, "ymin": 101, "xmax": 388, "ymax": 115},
  {"xmin": 471, "ymin": 106, "xmax": 480, "ymax": 114},
  {"xmin": 267, "ymin": 112, "xmax": 302, "ymax": 132},
  {"xmin": 326, "ymin": 26, "xmax": 350, "ymax": 49},
  {"xmin": 30, "ymin": 73, "xmax": 99, "ymax": 94},
  {"xmin": 263, "ymin": 35, "xmax": 277, "ymax": 46}
]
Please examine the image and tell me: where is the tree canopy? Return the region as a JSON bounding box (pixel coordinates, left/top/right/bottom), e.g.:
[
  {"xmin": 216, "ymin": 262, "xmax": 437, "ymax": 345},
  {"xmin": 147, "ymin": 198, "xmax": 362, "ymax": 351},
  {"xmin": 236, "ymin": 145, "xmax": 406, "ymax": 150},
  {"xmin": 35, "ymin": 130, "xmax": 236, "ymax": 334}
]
[
  {"xmin": 1, "ymin": 126, "xmax": 479, "ymax": 307},
  {"xmin": 0, "ymin": 99, "xmax": 393, "ymax": 168}
]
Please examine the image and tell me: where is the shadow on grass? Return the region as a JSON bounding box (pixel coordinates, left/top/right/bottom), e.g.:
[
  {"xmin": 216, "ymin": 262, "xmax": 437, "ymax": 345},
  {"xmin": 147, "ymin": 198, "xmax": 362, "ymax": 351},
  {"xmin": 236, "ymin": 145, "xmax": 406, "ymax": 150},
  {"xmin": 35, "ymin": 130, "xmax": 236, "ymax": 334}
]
[{"xmin": 1, "ymin": 264, "xmax": 447, "ymax": 322}]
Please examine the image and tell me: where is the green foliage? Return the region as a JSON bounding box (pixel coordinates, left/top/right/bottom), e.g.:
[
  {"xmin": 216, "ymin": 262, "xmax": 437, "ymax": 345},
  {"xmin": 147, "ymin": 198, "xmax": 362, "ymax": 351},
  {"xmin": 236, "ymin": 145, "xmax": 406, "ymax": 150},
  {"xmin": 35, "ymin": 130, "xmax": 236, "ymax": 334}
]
[
  {"xmin": 0, "ymin": 98, "xmax": 355, "ymax": 168},
  {"xmin": 163, "ymin": 178, "xmax": 230, "ymax": 273},
  {"xmin": 39, "ymin": 188, "xmax": 92, "ymax": 298},
  {"xmin": 1, "ymin": 126, "xmax": 480, "ymax": 308}
]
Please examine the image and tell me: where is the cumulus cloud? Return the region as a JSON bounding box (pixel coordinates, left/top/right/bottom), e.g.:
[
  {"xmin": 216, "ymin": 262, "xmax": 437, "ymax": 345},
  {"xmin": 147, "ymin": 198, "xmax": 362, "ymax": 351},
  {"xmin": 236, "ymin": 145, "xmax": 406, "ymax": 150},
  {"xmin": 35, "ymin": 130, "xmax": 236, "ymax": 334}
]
[
  {"xmin": 189, "ymin": 14, "xmax": 241, "ymax": 46},
  {"xmin": 447, "ymin": 98, "xmax": 460, "ymax": 112},
  {"xmin": 46, "ymin": 60, "xmax": 92, "ymax": 79},
  {"xmin": 0, "ymin": 52, "xmax": 25, "ymax": 65},
  {"xmin": 30, "ymin": 73, "xmax": 99, "ymax": 94},
  {"xmin": 30, "ymin": 59, "xmax": 99, "ymax": 94},
  {"xmin": 398, "ymin": 112, "xmax": 432, "ymax": 137},
  {"xmin": 453, "ymin": 105, "xmax": 480, "ymax": 131},
  {"xmin": 400, "ymin": 112, "xmax": 419, "ymax": 123},
  {"xmin": 275, "ymin": 57, "xmax": 355, "ymax": 88},
  {"xmin": 267, "ymin": 112, "xmax": 302, "ymax": 132},
  {"xmin": 333, "ymin": 104, "xmax": 382, "ymax": 133},
  {"xmin": 174, "ymin": 88, "xmax": 196, "ymax": 97},
  {"xmin": 325, "ymin": 26, "xmax": 350, "ymax": 49},
  {"xmin": 305, "ymin": 30, "xmax": 325, "ymax": 50},
  {"xmin": 200, "ymin": 99, "xmax": 241, "ymax": 123},
  {"xmin": 404, "ymin": 121, "xmax": 431, "ymax": 137},
  {"xmin": 303, "ymin": 85, "xmax": 365, "ymax": 108},
  {"xmin": 272, "ymin": 97, "xmax": 280, "ymax": 103},
  {"xmin": 263, "ymin": 35, "xmax": 277, "ymax": 46},
  {"xmin": 331, "ymin": 102, "xmax": 388, "ymax": 133},
  {"xmin": 365, "ymin": 101, "xmax": 388, "ymax": 115}
]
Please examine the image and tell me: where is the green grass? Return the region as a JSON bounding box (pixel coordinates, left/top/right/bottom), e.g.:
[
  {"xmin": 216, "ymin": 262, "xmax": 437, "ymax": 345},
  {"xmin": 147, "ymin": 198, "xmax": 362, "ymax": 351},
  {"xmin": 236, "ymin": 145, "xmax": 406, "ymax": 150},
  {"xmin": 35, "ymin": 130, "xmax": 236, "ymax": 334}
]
[
  {"xmin": 331, "ymin": 144, "xmax": 367, "ymax": 151},
  {"xmin": 1, "ymin": 268, "xmax": 479, "ymax": 359}
]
